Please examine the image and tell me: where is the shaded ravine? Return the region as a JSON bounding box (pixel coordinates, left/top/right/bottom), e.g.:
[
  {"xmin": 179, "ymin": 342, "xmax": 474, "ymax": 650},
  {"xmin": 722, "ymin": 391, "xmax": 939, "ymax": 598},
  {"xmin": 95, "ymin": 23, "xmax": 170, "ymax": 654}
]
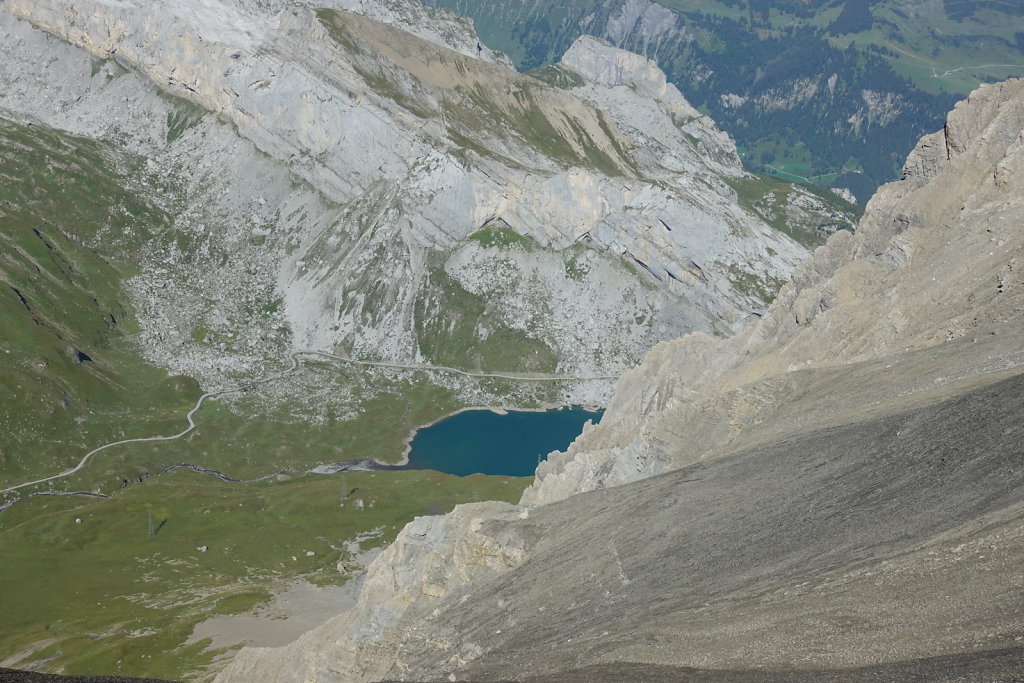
[{"xmin": 0, "ymin": 350, "xmax": 618, "ymax": 504}]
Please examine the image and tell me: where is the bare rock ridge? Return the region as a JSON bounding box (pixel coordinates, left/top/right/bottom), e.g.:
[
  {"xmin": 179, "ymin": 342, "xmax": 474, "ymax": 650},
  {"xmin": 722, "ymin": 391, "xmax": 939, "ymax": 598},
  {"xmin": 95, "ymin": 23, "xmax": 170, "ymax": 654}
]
[
  {"xmin": 524, "ymin": 76, "xmax": 1024, "ymax": 506},
  {"xmin": 315, "ymin": 0, "xmax": 517, "ymax": 67},
  {"xmin": 561, "ymin": 35, "xmax": 700, "ymax": 120},
  {"xmin": 1, "ymin": 0, "xmax": 852, "ymax": 412},
  {"xmin": 217, "ymin": 80, "xmax": 1024, "ymax": 680}
]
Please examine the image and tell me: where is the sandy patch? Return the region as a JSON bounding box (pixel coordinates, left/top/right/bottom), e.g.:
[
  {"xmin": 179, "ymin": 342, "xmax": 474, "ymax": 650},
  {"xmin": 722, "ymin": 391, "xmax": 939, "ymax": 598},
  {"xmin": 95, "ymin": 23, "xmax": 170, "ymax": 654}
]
[{"xmin": 187, "ymin": 569, "xmax": 368, "ymax": 651}]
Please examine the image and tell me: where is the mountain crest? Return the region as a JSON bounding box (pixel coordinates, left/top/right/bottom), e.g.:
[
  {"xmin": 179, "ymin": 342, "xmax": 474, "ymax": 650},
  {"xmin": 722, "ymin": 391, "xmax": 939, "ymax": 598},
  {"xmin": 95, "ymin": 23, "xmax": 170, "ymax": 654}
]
[{"xmin": 561, "ymin": 34, "xmax": 700, "ymax": 121}]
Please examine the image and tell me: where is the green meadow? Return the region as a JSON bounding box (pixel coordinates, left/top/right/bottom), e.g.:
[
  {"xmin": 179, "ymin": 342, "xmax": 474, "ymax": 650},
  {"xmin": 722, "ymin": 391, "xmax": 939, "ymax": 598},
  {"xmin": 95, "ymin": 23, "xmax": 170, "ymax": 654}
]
[
  {"xmin": 0, "ymin": 116, "xmax": 533, "ymax": 680},
  {"xmin": 0, "ymin": 470, "xmax": 528, "ymax": 680}
]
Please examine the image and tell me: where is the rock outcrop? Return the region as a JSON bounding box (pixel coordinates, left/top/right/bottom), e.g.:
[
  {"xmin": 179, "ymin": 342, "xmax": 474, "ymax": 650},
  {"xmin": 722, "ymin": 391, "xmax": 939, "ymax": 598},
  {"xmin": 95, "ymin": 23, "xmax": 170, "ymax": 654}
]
[
  {"xmin": 525, "ymin": 76, "xmax": 1024, "ymax": 505},
  {"xmin": 561, "ymin": 35, "xmax": 699, "ymax": 119},
  {"xmin": 219, "ymin": 79, "xmax": 1024, "ymax": 681},
  {"xmin": 0, "ymin": 0, "xmax": 853, "ymax": 410}
]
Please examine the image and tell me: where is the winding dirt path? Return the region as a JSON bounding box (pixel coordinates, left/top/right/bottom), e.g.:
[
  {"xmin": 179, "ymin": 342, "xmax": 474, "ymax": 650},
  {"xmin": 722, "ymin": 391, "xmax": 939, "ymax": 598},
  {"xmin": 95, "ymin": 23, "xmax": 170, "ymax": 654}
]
[
  {"xmin": 0, "ymin": 351, "xmax": 618, "ymax": 497},
  {"xmin": 0, "ymin": 355, "xmax": 303, "ymax": 496},
  {"xmin": 297, "ymin": 350, "xmax": 620, "ymax": 382}
]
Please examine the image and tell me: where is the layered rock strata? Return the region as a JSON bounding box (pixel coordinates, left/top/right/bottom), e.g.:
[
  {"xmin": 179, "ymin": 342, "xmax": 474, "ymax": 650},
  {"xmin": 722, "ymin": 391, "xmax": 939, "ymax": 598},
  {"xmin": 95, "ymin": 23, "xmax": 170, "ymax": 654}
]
[{"xmin": 0, "ymin": 1, "xmax": 848, "ymax": 401}]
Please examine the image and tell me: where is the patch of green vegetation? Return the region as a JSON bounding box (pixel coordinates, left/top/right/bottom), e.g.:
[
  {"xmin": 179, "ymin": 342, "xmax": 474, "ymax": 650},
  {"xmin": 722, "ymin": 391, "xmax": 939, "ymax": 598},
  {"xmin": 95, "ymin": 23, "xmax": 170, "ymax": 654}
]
[
  {"xmin": 214, "ymin": 590, "xmax": 274, "ymax": 616},
  {"xmin": 315, "ymin": 9, "xmax": 435, "ymax": 118},
  {"xmin": 725, "ymin": 262, "xmax": 787, "ymax": 306},
  {"xmin": 414, "ymin": 264, "xmax": 487, "ymax": 371},
  {"xmin": 527, "ymin": 64, "xmax": 585, "ymax": 90},
  {"xmin": 28, "ymin": 367, "xmax": 465, "ymax": 493},
  {"xmin": 563, "ymin": 111, "xmax": 637, "ymax": 178},
  {"xmin": 441, "ymin": 78, "xmax": 631, "ymax": 177},
  {"xmin": 563, "ymin": 252, "xmax": 590, "ymax": 281},
  {"xmin": 0, "ymin": 117, "xmax": 200, "ymax": 489},
  {"xmin": 621, "ymin": 258, "xmax": 660, "ymax": 291},
  {"xmin": 314, "ymin": 8, "xmax": 366, "ymax": 55},
  {"xmin": 479, "ymin": 84, "xmax": 577, "ymax": 163},
  {"xmin": 326, "ymin": 375, "xmax": 464, "ymax": 465},
  {"xmin": 359, "ymin": 279, "xmax": 391, "ymax": 318},
  {"xmin": 360, "ymin": 67, "xmax": 437, "ymax": 119},
  {"xmin": 738, "ymin": 136, "xmax": 817, "ymax": 180},
  {"xmin": 480, "ymin": 327, "xmax": 558, "ymax": 374},
  {"xmin": 332, "ymin": 237, "xmax": 406, "ymax": 328},
  {"xmin": 446, "ymin": 125, "xmax": 522, "ymax": 168},
  {"xmin": 0, "ymin": 469, "xmax": 530, "ymax": 680},
  {"xmin": 162, "ymin": 93, "xmax": 208, "ymax": 145},
  {"xmin": 89, "ymin": 57, "xmax": 130, "ymax": 79},
  {"xmin": 318, "ymin": 9, "xmax": 476, "ymax": 123},
  {"xmin": 257, "ymin": 298, "xmax": 283, "ymax": 317},
  {"xmin": 0, "ymin": 118, "xmax": 169, "ymax": 259},
  {"xmin": 593, "ymin": 110, "xmax": 638, "ymax": 174},
  {"xmin": 413, "ymin": 259, "xmax": 558, "ymax": 374},
  {"xmin": 723, "ymin": 172, "xmax": 860, "ymax": 248},
  {"xmin": 468, "ymin": 224, "xmax": 539, "ymax": 251}
]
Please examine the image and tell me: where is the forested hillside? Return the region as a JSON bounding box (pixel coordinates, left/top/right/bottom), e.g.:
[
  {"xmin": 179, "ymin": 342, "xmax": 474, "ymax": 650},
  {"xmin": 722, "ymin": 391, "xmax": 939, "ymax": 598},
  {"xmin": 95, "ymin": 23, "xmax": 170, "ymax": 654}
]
[{"xmin": 427, "ymin": 0, "xmax": 1024, "ymax": 201}]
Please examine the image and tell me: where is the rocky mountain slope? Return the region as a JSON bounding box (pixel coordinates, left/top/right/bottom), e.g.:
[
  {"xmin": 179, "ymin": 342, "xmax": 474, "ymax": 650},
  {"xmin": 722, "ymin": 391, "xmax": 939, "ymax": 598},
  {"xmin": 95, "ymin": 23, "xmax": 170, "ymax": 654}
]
[
  {"xmin": 0, "ymin": 3, "xmax": 861, "ymax": 677},
  {"xmin": 526, "ymin": 75, "xmax": 1024, "ymax": 505},
  {"xmin": 218, "ymin": 79, "xmax": 1024, "ymax": 681},
  {"xmin": 425, "ymin": 0, "xmax": 1024, "ymax": 201},
  {"xmin": 1, "ymin": 0, "xmax": 855, "ymax": 418}
]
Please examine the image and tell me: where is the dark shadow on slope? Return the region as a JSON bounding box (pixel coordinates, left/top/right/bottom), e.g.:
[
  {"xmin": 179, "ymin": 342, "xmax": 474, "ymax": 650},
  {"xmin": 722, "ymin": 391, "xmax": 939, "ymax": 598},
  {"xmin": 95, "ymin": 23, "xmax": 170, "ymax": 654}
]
[
  {"xmin": 380, "ymin": 645, "xmax": 1024, "ymax": 681},
  {"xmin": 0, "ymin": 668, "xmax": 176, "ymax": 682}
]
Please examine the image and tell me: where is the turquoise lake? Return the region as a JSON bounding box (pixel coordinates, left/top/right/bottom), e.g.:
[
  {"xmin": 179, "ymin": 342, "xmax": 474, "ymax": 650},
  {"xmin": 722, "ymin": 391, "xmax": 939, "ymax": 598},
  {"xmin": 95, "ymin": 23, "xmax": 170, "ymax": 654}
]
[{"xmin": 404, "ymin": 406, "xmax": 604, "ymax": 477}]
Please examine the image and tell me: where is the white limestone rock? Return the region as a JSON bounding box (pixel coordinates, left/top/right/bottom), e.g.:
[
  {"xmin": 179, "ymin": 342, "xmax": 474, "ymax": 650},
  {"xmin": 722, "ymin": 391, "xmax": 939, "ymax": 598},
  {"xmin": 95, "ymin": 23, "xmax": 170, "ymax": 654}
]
[{"xmin": 1, "ymin": 1, "xmax": 827, "ymax": 403}]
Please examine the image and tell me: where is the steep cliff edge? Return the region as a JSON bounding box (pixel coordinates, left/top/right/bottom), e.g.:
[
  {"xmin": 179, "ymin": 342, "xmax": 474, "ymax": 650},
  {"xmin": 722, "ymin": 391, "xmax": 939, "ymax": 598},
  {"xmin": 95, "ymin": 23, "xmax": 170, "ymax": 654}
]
[{"xmin": 219, "ymin": 79, "xmax": 1024, "ymax": 681}]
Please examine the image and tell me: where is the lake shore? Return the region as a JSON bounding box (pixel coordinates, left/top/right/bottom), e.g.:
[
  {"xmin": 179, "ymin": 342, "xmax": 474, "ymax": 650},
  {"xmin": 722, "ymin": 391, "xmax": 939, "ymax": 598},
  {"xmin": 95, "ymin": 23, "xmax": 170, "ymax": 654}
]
[{"xmin": 385, "ymin": 401, "xmax": 606, "ymax": 469}]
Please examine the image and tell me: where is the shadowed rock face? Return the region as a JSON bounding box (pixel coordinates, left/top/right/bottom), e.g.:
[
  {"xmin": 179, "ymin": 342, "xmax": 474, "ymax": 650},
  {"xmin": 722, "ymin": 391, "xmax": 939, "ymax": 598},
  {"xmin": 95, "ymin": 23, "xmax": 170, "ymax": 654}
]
[
  {"xmin": 0, "ymin": 668, "xmax": 175, "ymax": 682},
  {"xmin": 217, "ymin": 78, "xmax": 1024, "ymax": 682}
]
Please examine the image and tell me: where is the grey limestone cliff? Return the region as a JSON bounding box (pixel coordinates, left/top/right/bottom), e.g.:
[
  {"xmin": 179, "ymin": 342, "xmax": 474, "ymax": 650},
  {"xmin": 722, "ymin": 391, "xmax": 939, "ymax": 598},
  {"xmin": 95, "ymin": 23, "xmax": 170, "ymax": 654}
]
[{"xmin": 0, "ymin": 0, "xmax": 853, "ymax": 415}]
